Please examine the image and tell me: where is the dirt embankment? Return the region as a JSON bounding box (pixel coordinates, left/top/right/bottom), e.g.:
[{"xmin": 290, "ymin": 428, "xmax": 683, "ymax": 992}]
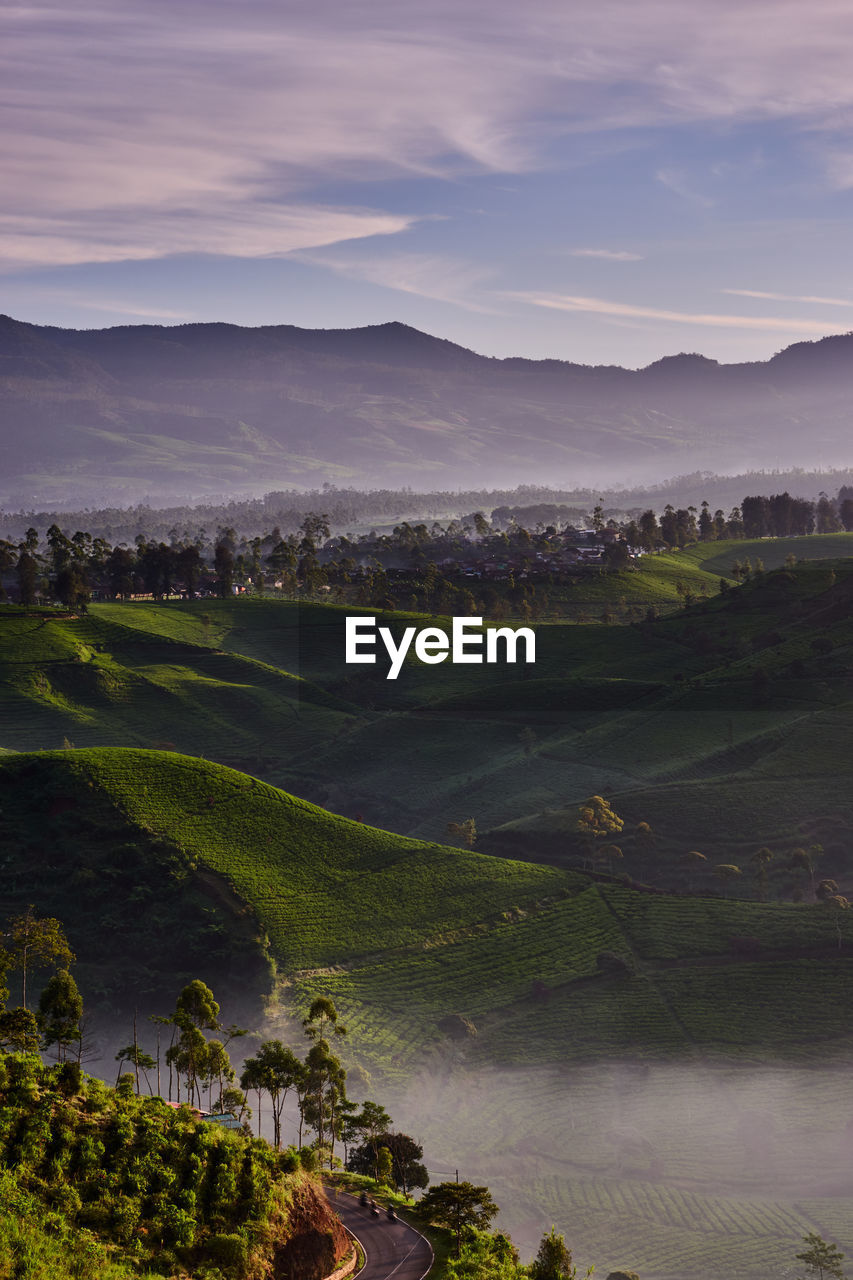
[{"xmin": 271, "ymin": 1177, "xmax": 351, "ymax": 1280}]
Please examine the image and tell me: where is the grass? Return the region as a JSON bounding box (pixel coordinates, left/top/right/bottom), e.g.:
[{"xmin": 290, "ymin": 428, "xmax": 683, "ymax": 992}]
[
  {"xmin": 0, "ymin": 742, "xmax": 850, "ymax": 1280},
  {"xmin": 4, "ymin": 543, "xmax": 853, "ymax": 1280},
  {"xmin": 3, "ymin": 746, "xmax": 853, "ymax": 1072}
]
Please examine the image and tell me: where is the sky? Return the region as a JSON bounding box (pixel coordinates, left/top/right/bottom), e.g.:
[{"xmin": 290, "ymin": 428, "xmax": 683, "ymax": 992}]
[{"xmin": 4, "ymin": 0, "xmax": 853, "ymax": 367}]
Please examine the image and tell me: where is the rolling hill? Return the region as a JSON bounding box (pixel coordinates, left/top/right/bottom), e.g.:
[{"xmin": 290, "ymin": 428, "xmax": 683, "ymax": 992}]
[
  {"xmin": 3, "ymin": 545, "xmax": 853, "ymax": 1278},
  {"xmin": 1, "ymin": 746, "xmax": 852, "ymax": 1278}
]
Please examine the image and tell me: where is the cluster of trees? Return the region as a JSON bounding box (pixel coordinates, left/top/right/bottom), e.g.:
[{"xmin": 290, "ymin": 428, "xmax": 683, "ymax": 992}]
[
  {"xmin": 0, "ymin": 515, "xmax": 334, "ymax": 606},
  {"xmin": 0, "ymin": 905, "xmax": 81, "ymax": 1062},
  {"xmin": 0, "ymin": 914, "xmax": 430, "ymax": 1193},
  {"xmin": 625, "ymin": 488, "xmax": 850, "ymax": 551},
  {"xmin": 0, "ymin": 1049, "xmax": 331, "ymax": 1276},
  {"xmin": 2, "ymin": 483, "xmax": 851, "ymax": 613}
]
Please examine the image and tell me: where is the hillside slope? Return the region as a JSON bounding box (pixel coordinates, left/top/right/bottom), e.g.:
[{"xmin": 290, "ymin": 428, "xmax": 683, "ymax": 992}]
[
  {"xmin": 0, "ymin": 1051, "xmax": 347, "ymax": 1280},
  {"xmin": 3, "ymin": 747, "xmax": 853, "ymax": 1280},
  {"xmin": 2, "ymin": 748, "xmax": 852, "ymax": 1070}
]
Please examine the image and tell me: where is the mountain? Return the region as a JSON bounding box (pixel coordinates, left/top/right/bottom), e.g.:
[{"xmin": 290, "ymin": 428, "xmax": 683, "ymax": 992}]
[{"xmin": 2, "ymin": 314, "xmax": 853, "ymax": 504}]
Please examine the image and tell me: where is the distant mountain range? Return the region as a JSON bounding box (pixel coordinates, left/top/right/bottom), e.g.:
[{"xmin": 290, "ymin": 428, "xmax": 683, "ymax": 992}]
[{"xmin": 1, "ymin": 313, "xmax": 852, "ymax": 505}]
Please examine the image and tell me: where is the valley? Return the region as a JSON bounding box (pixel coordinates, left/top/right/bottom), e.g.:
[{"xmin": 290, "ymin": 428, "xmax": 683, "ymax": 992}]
[{"xmin": 1, "ymin": 533, "xmax": 852, "ymax": 1276}]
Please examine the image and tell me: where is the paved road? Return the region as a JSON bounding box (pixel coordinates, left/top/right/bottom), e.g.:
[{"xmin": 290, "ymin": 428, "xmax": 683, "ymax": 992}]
[{"xmin": 326, "ymin": 1188, "xmax": 433, "ymax": 1280}]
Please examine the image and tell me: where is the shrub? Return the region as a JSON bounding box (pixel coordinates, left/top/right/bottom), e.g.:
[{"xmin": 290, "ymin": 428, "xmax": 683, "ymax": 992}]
[
  {"xmin": 596, "ymin": 951, "xmax": 634, "ymax": 977},
  {"xmin": 55, "ymin": 1061, "xmax": 82, "ymax": 1097},
  {"xmin": 207, "ymin": 1232, "xmax": 248, "ymax": 1270}
]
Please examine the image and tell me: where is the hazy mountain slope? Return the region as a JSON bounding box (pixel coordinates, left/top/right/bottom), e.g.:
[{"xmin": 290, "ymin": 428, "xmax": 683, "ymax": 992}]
[{"xmin": 4, "ymin": 314, "xmax": 853, "ymax": 502}]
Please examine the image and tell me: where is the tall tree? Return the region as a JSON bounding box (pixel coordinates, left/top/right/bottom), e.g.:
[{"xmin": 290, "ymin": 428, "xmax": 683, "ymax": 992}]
[
  {"xmin": 418, "ymin": 1181, "xmax": 499, "ymax": 1257},
  {"xmin": 38, "ymin": 969, "xmax": 83, "ymax": 1063},
  {"xmin": 6, "ymin": 907, "xmax": 74, "ymax": 1010},
  {"xmin": 241, "ymin": 1041, "xmax": 304, "ymax": 1149}
]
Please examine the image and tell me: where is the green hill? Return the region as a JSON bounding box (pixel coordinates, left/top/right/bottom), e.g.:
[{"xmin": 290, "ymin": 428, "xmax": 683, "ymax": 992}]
[
  {"xmin": 0, "ymin": 1051, "xmax": 347, "ymax": 1280},
  {"xmin": 2, "ymin": 539, "xmax": 850, "ymax": 856},
  {"xmin": 0, "ymin": 605, "xmax": 363, "ymax": 776},
  {"xmin": 3, "ymin": 549, "xmax": 853, "ymax": 1280},
  {"xmin": 3, "ymin": 747, "xmax": 853, "ymax": 1279},
  {"xmin": 2, "ymin": 748, "xmax": 852, "ymax": 1071}
]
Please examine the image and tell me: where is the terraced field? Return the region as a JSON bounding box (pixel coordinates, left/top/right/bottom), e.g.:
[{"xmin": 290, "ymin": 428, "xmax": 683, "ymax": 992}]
[
  {"xmin": 3, "ymin": 540, "xmax": 853, "ymax": 1279},
  {"xmin": 403, "ymin": 1062, "xmax": 853, "ymax": 1275},
  {"xmin": 1, "ymin": 745, "xmax": 852, "ymax": 1277}
]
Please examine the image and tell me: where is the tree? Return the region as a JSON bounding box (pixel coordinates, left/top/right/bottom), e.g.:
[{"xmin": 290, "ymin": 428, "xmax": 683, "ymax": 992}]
[
  {"xmin": 530, "ymin": 1227, "xmax": 592, "ymax": 1280},
  {"xmin": 446, "ymin": 1231, "xmax": 521, "ymax": 1280},
  {"xmin": 214, "ymin": 537, "xmax": 235, "ymax": 597},
  {"xmin": 602, "ymin": 541, "xmax": 631, "ymax": 571},
  {"xmin": 38, "ymin": 969, "xmax": 83, "ymax": 1062},
  {"xmin": 16, "ymin": 551, "xmax": 39, "ymax": 605},
  {"xmin": 447, "ymin": 818, "xmax": 477, "ymax": 849},
  {"xmin": 0, "ymin": 1006, "xmax": 40, "ymax": 1053},
  {"xmin": 302, "ymin": 1039, "xmax": 347, "ymax": 1164},
  {"xmin": 376, "ymin": 1146, "xmax": 394, "ymax": 1187},
  {"xmin": 240, "ymin": 1040, "xmax": 304, "ymax": 1149},
  {"xmin": 795, "ymin": 1231, "xmax": 846, "ymax": 1279},
  {"xmin": 713, "ymin": 864, "xmax": 742, "ymax": 897},
  {"xmin": 167, "ymin": 979, "xmax": 222, "ymax": 1106},
  {"xmin": 576, "ymin": 797, "xmax": 623, "ymax": 870},
  {"xmin": 418, "ymin": 1181, "xmax": 499, "ymax": 1256},
  {"xmin": 347, "ymin": 1099, "xmax": 392, "ymax": 1173},
  {"xmin": 349, "ymin": 1131, "xmax": 428, "ymax": 1195},
  {"xmin": 750, "ymin": 847, "xmax": 774, "ymax": 902},
  {"xmin": 303, "ymin": 995, "xmax": 346, "ymax": 1044},
  {"xmin": 115, "ymin": 1043, "xmax": 157, "ymax": 1094},
  {"xmin": 6, "ymin": 906, "xmax": 74, "ymax": 1009}
]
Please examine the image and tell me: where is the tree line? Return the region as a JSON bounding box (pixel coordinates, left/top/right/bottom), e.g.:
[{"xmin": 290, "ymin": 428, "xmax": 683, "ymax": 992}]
[{"xmin": 2, "ymin": 485, "xmax": 851, "ymax": 612}]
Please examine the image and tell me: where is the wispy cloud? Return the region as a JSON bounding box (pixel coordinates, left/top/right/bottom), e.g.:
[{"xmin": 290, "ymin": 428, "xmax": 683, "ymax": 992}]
[
  {"xmin": 655, "ymin": 169, "xmax": 714, "ymax": 207},
  {"xmin": 6, "ymin": 1, "xmax": 853, "ymax": 270},
  {"xmin": 294, "ymin": 250, "xmax": 500, "ymax": 313},
  {"xmin": 569, "ymin": 248, "xmax": 644, "ymax": 261},
  {"xmin": 20, "ymin": 290, "xmax": 195, "ymax": 321},
  {"xmin": 0, "ymin": 206, "xmax": 416, "ymax": 272},
  {"xmin": 722, "ymin": 288, "xmax": 853, "ymax": 306},
  {"xmin": 509, "ymin": 291, "xmax": 845, "ymax": 334}
]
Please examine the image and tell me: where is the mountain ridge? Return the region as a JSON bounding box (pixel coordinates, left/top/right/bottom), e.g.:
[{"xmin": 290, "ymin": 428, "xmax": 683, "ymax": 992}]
[{"xmin": 2, "ymin": 313, "xmax": 853, "ymax": 504}]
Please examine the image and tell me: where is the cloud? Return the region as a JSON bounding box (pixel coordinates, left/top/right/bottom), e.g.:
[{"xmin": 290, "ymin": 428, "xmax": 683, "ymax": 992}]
[
  {"xmin": 655, "ymin": 169, "xmax": 714, "ymax": 207},
  {"xmin": 294, "ymin": 250, "xmax": 500, "ymax": 313},
  {"xmin": 722, "ymin": 288, "xmax": 853, "ymax": 306},
  {"xmin": 20, "ymin": 289, "xmax": 194, "ymax": 320},
  {"xmin": 6, "ymin": 1, "xmax": 853, "ymax": 269},
  {"xmin": 569, "ymin": 248, "xmax": 644, "ymax": 261},
  {"xmin": 509, "ymin": 291, "xmax": 845, "ymax": 334},
  {"xmin": 0, "ymin": 206, "xmax": 416, "ymax": 272}
]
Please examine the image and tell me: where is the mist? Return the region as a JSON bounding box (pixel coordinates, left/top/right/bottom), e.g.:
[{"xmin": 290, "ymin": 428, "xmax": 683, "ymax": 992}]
[{"xmin": 388, "ymin": 1060, "xmax": 853, "ymax": 1279}]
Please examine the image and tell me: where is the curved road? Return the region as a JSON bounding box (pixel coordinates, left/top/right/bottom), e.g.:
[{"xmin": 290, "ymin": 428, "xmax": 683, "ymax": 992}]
[{"xmin": 326, "ymin": 1188, "xmax": 433, "ymax": 1280}]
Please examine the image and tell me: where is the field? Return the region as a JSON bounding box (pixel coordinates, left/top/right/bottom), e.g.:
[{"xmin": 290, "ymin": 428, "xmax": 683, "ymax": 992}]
[
  {"xmin": 406, "ymin": 1062, "xmax": 853, "ymax": 1278},
  {"xmin": 2, "ymin": 743, "xmax": 853, "ymax": 1274},
  {"xmin": 3, "ymin": 537, "xmax": 853, "ymax": 1278}
]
